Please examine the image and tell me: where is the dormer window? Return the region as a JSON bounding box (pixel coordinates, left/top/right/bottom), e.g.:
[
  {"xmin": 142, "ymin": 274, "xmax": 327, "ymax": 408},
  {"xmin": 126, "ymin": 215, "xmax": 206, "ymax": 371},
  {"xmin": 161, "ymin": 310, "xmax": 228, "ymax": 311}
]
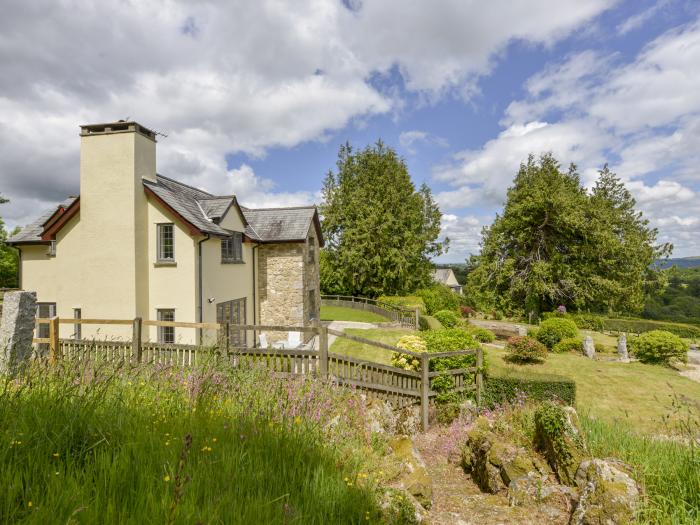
[
  {"xmin": 48, "ymin": 240, "xmax": 57, "ymax": 257},
  {"xmin": 157, "ymin": 223, "xmax": 175, "ymax": 262},
  {"xmin": 222, "ymin": 232, "xmax": 243, "ymax": 263}
]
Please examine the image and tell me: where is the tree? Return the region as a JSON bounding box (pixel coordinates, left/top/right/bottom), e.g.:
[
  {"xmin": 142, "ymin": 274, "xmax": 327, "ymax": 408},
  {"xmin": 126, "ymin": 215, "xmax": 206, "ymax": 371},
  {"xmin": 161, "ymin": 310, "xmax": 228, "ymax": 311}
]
[
  {"xmin": 0, "ymin": 195, "xmax": 20, "ymax": 288},
  {"xmin": 320, "ymin": 141, "xmax": 447, "ymax": 297},
  {"xmin": 467, "ymin": 153, "xmax": 669, "ymax": 317}
]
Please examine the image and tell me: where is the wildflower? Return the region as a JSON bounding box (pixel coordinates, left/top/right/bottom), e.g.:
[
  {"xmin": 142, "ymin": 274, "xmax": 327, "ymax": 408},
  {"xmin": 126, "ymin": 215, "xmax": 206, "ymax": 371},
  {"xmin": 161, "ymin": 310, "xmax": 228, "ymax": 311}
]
[
  {"xmin": 27, "ymin": 501, "xmax": 32, "ymax": 508},
  {"xmin": 52, "ymin": 452, "xmax": 60, "ymax": 457},
  {"xmin": 164, "ymin": 475, "xmax": 171, "ymax": 482},
  {"xmin": 165, "ymin": 441, "xmax": 170, "ymax": 446},
  {"xmin": 294, "ymin": 416, "xmax": 302, "ymax": 425},
  {"xmin": 212, "ymin": 438, "xmax": 217, "ymax": 443},
  {"xmin": 201, "ymin": 446, "xmax": 213, "ymax": 452}
]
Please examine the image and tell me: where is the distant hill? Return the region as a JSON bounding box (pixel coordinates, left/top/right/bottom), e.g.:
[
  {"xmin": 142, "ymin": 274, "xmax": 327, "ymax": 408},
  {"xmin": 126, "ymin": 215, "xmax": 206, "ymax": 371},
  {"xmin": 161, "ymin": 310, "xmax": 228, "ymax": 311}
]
[{"xmin": 655, "ymin": 257, "xmax": 700, "ymax": 270}]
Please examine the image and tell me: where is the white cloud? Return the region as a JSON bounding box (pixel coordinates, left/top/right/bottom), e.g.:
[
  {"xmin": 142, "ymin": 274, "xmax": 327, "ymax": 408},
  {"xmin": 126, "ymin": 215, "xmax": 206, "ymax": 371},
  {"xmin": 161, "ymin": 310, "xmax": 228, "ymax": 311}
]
[
  {"xmin": 399, "ymin": 130, "xmax": 448, "ymax": 154},
  {"xmin": 0, "ymin": 0, "xmax": 615, "ymax": 230},
  {"xmin": 617, "ymin": 0, "xmax": 671, "ymax": 35},
  {"xmin": 436, "ymin": 213, "xmax": 486, "ymax": 262}
]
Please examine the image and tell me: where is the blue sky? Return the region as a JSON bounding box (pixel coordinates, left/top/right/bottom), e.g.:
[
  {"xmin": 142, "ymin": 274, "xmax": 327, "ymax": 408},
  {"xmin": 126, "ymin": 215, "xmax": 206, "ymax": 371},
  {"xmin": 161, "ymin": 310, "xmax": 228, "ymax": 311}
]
[{"xmin": 2, "ymin": 0, "xmax": 699, "ymax": 261}]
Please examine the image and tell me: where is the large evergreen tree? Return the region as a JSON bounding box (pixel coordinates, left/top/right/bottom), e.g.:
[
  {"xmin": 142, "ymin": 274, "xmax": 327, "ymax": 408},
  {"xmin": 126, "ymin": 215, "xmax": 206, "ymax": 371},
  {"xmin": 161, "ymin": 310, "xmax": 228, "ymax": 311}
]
[
  {"xmin": 467, "ymin": 154, "xmax": 670, "ymax": 316},
  {"xmin": 320, "ymin": 141, "xmax": 447, "ymax": 296}
]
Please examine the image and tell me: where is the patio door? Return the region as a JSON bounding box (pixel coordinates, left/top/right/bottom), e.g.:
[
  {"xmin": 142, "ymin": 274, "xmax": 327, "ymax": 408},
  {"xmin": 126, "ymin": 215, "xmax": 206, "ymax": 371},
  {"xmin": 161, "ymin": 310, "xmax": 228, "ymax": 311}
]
[{"xmin": 216, "ymin": 298, "xmax": 246, "ymax": 349}]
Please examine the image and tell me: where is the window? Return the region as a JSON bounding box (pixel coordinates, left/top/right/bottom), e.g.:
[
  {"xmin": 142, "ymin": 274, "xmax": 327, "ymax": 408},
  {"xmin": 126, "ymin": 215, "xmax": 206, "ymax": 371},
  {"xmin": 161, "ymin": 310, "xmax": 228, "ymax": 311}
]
[
  {"xmin": 48, "ymin": 240, "xmax": 57, "ymax": 257},
  {"xmin": 216, "ymin": 298, "xmax": 246, "ymax": 348},
  {"xmin": 73, "ymin": 308, "xmax": 81, "ymax": 340},
  {"xmin": 157, "ymin": 223, "xmax": 174, "ymax": 262},
  {"xmin": 308, "ymin": 289, "xmax": 317, "ymax": 321},
  {"xmin": 221, "ymin": 232, "xmax": 243, "ymax": 263},
  {"xmin": 307, "ymin": 236, "xmax": 315, "ymax": 263},
  {"xmin": 157, "ymin": 309, "xmax": 175, "ymax": 344}
]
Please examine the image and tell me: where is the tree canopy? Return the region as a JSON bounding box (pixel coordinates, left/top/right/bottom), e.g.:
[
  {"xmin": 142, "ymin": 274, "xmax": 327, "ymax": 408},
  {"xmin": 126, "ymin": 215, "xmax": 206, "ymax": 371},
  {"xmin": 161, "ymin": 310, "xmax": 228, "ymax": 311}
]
[
  {"xmin": 0, "ymin": 194, "xmax": 20, "ymax": 288},
  {"xmin": 466, "ymin": 153, "xmax": 670, "ymax": 316},
  {"xmin": 320, "ymin": 141, "xmax": 447, "ymax": 297}
]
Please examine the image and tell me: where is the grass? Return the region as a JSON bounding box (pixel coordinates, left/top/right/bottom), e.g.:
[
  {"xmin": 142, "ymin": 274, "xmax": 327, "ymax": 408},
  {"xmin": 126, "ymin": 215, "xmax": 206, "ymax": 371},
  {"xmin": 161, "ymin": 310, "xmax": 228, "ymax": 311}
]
[
  {"xmin": 0, "ymin": 358, "xmax": 398, "ymax": 524},
  {"xmin": 486, "ymin": 345, "xmax": 700, "ymax": 434},
  {"xmin": 320, "ymin": 305, "xmax": 389, "ymax": 323},
  {"xmin": 582, "ymin": 414, "xmax": 699, "ymax": 524},
  {"xmin": 329, "ymin": 328, "xmax": 412, "ymax": 365}
]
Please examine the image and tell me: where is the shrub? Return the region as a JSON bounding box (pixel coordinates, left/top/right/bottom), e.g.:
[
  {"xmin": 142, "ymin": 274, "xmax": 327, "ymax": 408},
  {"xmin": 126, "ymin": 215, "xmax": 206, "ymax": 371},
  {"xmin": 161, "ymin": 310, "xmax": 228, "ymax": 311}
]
[
  {"xmin": 390, "ymin": 335, "xmax": 426, "ymax": 371},
  {"xmin": 377, "ymin": 295, "xmax": 426, "ymax": 314},
  {"xmin": 570, "ymin": 313, "xmax": 605, "ymax": 331},
  {"xmin": 505, "ymin": 336, "xmax": 548, "ymax": 363},
  {"xmin": 552, "ymin": 337, "xmax": 583, "ymax": 354},
  {"xmin": 491, "ymin": 310, "xmax": 504, "ymax": 320},
  {"xmin": 422, "ymin": 329, "xmax": 481, "ymax": 372},
  {"xmin": 465, "ymin": 325, "xmax": 496, "ymax": 343},
  {"xmin": 630, "ymin": 330, "xmax": 689, "ymax": 365},
  {"xmin": 483, "ymin": 372, "xmax": 576, "ymax": 407},
  {"xmin": 416, "ymin": 284, "xmax": 460, "ymax": 314},
  {"xmin": 601, "ymin": 318, "xmax": 700, "ymax": 339},
  {"xmin": 418, "ymin": 315, "xmax": 443, "ymax": 331},
  {"xmin": 460, "ymin": 305, "xmax": 476, "ymax": 318},
  {"xmin": 536, "ymin": 318, "xmax": 578, "ymax": 349},
  {"xmin": 433, "ymin": 309, "xmax": 459, "ymax": 328}
]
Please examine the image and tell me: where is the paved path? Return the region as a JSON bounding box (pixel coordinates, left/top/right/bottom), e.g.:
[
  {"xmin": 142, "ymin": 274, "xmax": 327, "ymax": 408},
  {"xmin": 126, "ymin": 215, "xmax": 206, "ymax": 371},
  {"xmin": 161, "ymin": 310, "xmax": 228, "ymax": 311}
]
[{"xmin": 326, "ymin": 320, "xmax": 378, "ymax": 348}]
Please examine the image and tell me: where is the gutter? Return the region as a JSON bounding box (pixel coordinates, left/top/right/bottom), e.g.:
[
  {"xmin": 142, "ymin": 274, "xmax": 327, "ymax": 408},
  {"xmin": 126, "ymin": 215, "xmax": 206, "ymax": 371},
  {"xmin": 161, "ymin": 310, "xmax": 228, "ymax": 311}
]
[{"xmin": 197, "ymin": 234, "xmax": 210, "ymax": 343}]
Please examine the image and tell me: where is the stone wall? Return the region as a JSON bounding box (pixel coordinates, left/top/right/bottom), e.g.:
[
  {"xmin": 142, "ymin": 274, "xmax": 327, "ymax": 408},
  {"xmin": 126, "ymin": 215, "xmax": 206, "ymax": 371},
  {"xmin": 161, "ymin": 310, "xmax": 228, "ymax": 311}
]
[{"xmin": 302, "ymin": 227, "xmax": 320, "ymax": 327}]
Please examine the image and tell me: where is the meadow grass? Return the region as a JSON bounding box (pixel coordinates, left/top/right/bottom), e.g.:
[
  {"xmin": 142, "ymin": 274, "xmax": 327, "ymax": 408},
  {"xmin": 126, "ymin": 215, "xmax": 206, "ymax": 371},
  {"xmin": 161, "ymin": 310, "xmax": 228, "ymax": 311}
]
[
  {"xmin": 320, "ymin": 305, "xmax": 390, "ymax": 323},
  {"xmin": 329, "ymin": 328, "xmax": 412, "ymax": 365},
  {"xmin": 0, "ymin": 358, "xmax": 396, "ymax": 524}
]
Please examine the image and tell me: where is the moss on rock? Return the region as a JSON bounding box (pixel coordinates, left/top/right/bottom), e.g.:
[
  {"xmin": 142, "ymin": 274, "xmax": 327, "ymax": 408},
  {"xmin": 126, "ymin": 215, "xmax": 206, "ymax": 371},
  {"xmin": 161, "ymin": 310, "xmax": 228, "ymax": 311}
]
[
  {"xmin": 389, "ymin": 436, "xmax": 433, "ymax": 509},
  {"xmin": 534, "ymin": 403, "xmax": 586, "ymax": 485},
  {"xmin": 571, "ymin": 459, "xmax": 639, "ymax": 525}
]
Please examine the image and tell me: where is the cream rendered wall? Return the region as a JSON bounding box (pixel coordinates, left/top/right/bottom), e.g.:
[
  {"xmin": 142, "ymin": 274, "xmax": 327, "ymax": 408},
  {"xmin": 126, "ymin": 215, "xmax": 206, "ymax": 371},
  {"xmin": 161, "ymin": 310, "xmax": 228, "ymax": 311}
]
[
  {"xmin": 145, "ymin": 199, "xmax": 198, "ymax": 344},
  {"xmin": 200, "ymin": 207, "xmax": 255, "ymax": 346}
]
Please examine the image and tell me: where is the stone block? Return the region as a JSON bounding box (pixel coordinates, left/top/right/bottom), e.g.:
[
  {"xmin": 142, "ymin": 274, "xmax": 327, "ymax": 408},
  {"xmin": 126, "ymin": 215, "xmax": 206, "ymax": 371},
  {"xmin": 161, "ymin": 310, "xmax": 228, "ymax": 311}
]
[{"xmin": 0, "ymin": 291, "xmax": 38, "ymax": 374}]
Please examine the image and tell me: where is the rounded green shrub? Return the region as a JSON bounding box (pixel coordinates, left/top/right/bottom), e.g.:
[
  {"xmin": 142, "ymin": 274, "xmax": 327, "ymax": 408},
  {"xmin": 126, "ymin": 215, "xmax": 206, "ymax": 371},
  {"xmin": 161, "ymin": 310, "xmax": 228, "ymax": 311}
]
[
  {"xmin": 552, "ymin": 337, "xmax": 583, "ymax": 354},
  {"xmin": 422, "ymin": 328, "xmax": 480, "ymax": 371},
  {"xmin": 505, "ymin": 336, "xmax": 548, "ymax": 364},
  {"xmin": 416, "ymin": 284, "xmax": 460, "ymax": 314},
  {"xmin": 391, "ymin": 335, "xmax": 426, "ymax": 371},
  {"xmin": 433, "ymin": 309, "xmax": 459, "ymax": 328},
  {"xmin": 536, "ymin": 318, "xmax": 578, "ymax": 349},
  {"xmin": 418, "ymin": 315, "xmax": 443, "ymax": 331},
  {"xmin": 465, "ymin": 325, "xmax": 496, "ymax": 343},
  {"xmin": 629, "ymin": 330, "xmax": 689, "ymax": 365}
]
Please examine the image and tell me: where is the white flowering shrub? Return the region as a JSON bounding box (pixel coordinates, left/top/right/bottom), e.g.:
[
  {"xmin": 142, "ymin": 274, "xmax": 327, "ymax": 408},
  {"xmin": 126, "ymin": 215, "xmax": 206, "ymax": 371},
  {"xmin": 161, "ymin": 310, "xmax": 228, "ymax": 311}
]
[{"xmin": 391, "ymin": 335, "xmax": 426, "ymax": 371}]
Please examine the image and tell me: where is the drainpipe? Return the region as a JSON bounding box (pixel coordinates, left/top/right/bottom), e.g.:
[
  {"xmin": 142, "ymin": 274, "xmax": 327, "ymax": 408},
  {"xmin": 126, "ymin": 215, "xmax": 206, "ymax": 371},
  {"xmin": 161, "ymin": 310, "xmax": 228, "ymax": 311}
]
[
  {"xmin": 252, "ymin": 244, "xmax": 258, "ymax": 346},
  {"xmin": 197, "ymin": 234, "xmax": 210, "ymax": 343}
]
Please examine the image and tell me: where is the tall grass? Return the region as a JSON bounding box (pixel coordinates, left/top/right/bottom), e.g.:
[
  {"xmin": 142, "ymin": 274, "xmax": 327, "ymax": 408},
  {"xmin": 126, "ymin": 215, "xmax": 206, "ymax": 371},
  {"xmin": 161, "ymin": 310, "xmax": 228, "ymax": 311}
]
[
  {"xmin": 581, "ymin": 413, "xmax": 699, "ymax": 524},
  {"xmin": 0, "ymin": 358, "xmax": 392, "ymax": 524}
]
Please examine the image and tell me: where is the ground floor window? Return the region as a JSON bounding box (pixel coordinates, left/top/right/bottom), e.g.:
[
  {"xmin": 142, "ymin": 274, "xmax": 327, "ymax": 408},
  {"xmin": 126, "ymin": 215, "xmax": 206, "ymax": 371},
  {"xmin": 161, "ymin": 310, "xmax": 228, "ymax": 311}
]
[
  {"xmin": 216, "ymin": 298, "xmax": 246, "ymax": 348},
  {"xmin": 157, "ymin": 309, "xmax": 175, "ymax": 344},
  {"xmin": 73, "ymin": 308, "xmax": 82, "ymax": 339}
]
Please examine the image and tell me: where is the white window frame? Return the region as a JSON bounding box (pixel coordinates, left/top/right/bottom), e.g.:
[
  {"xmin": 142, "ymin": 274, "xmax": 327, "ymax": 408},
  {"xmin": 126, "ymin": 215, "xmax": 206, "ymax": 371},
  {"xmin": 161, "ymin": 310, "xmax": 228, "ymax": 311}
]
[
  {"xmin": 157, "ymin": 309, "xmax": 175, "ymax": 344},
  {"xmin": 48, "ymin": 240, "xmax": 57, "ymax": 257},
  {"xmin": 157, "ymin": 223, "xmax": 175, "ymax": 262},
  {"xmin": 221, "ymin": 232, "xmax": 243, "ymax": 263}
]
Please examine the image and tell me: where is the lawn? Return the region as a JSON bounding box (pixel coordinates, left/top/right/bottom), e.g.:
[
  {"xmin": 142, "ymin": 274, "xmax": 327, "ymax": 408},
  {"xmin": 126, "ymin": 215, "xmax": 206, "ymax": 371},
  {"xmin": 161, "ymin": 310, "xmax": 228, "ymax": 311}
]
[
  {"xmin": 320, "ymin": 305, "xmax": 389, "ymax": 323},
  {"xmin": 485, "ymin": 344, "xmax": 700, "ymax": 434},
  {"xmin": 329, "ymin": 327, "xmax": 412, "ymax": 364}
]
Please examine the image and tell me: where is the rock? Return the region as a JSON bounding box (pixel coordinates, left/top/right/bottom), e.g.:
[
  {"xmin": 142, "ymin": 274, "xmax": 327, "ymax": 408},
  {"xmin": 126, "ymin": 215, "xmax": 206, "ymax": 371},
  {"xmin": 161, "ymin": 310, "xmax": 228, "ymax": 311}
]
[
  {"xmin": 571, "ymin": 459, "xmax": 640, "ymax": 525},
  {"xmin": 617, "ymin": 334, "xmax": 629, "ymax": 362},
  {"xmin": 0, "ymin": 291, "xmax": 38, "ymax": 374},
  {"xmin": 507, "ymin": 471, "xmax": 578, "ymax": 523},
  {"xmin": 365, "ymin": 398, "xmax": 398, "ymax": 434},
  {"xmin": 462, "ymin": 417, "xmax": 548, "ymax": 494},
  {"xmin": 583, "ymin": 336, "xmax": 596, "ymax": 359},
  {"xmin": 396, "ymin": 404, "xmax": 421, "ymax": 436},
  {"xmin": 534, "ymin": 404, "xmax": 585, "ymax": 486},
  {"xmin": 389, "ymin": 436, "xmax": 433, "ymax": 509},
  {"xmin": 381, "ymin": 488, "xmax": 428, "ymax": 523},
  {"xmin": 459, "ymin": 399, "xmax": 478, "ymax": 421}
]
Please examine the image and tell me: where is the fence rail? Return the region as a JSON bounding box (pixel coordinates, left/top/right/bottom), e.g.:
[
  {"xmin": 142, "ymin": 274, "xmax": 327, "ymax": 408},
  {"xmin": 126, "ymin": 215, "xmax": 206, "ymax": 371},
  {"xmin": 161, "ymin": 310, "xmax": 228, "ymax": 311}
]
[
  {"xmin": 33, "ymin": 315, "xmax": 481, "ymax": 429},
  {"xmin": 321, "ymin": 295, "xmax": 419, "ymax": 329}
]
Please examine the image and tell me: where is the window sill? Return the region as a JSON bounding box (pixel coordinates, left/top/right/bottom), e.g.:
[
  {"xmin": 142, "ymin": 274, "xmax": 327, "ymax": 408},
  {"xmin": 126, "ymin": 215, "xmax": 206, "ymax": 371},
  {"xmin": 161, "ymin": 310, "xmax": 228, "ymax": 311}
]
[
  {"xmin": 221, "ymin": 260, "xmax": 245, "ymax": 264},
  {"xmin": 154, "ymin": 261, "xmax": 177, "ymax": 267}
]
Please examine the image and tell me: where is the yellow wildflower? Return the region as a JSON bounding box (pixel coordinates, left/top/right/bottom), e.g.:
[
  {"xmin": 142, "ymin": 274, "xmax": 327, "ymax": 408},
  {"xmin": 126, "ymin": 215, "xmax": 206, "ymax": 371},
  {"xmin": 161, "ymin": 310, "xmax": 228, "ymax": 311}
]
[
  {"xmin": 294, "ymin": 416, "xmax": 302, "ymax": 425},
  {"xmin": 52, "ymin": 453, "xmax": 60, "ymax": 458},
  {"xmin": 27, "ymin": 501, "xmax": 32, "ymax": 508},
  {"xmin": 164, "ymin": 475, "xmax": 171, "ymax": 482}
]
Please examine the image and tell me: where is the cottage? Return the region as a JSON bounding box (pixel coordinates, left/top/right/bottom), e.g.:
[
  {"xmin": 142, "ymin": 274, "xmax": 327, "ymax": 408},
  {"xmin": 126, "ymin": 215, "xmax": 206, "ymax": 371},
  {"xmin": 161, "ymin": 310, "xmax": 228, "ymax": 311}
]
[
  {"xmin": 8, "ymin": 121, "xmax": 323, "ymax": 345},
  {"xmin": 432, "ymin": 268, "xmax": 462, "ymax": 295}
]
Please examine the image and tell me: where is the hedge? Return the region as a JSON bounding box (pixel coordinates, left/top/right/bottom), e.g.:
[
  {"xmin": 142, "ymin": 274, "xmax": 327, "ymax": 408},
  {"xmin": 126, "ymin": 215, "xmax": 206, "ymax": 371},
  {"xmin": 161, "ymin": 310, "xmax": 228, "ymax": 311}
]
[
  {"xmin": 543, "ymin": 311, "xmax": 700, "ymax": 339},
  {"xmin": 418, "ymin": 315, "xmax": 443, "ymax": 331},
  {"xmin": 482, "ymin": 371, "xmax": 576, "ymax": 407}
]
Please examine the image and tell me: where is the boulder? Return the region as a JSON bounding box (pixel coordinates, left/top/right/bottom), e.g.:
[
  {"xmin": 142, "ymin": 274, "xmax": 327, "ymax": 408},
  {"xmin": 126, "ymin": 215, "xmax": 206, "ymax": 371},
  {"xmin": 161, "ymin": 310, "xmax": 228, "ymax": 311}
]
[
  {"xmin": 395, "ymin": 404, "xmax": 421, "ymax": 436},
  {"xmin": 0, "ymin": 291, "xmax": 37, "ymax": 374},
  {"xmin": 381, "ymin": 488, "xmax": 428, "ymax": 523},
  {"xmin": 571, "ymin": 459, "xmax": 640, "ymax": 525},
  {"xmin": 365, "ymin": 398, "xmax": 398, "ymax": 434},
  {"xmin": 617, "ymin": 334, "xmax": 629, "ymax": 362},
  {"xmin": 583, "ymin": 336, "xmax": 596, "ymax": 359},
  {"xmin": 534, "ymin": 404, "xmax": 586, "ymax": 486},
  {"xmin": 389, "ymin": 436, "xmax": 433, "ymax": 509},
  {"xmin": 507, "ymin": 472, "xmax": 578, "ymax": 522}
]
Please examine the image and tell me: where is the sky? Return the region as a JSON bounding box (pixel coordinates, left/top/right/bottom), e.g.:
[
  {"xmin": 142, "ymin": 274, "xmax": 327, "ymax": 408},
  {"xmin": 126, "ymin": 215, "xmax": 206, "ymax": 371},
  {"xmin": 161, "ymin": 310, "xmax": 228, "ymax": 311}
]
[{"xmin": 1, "ymin": 0, "xmax": 699, "ymax": 262}]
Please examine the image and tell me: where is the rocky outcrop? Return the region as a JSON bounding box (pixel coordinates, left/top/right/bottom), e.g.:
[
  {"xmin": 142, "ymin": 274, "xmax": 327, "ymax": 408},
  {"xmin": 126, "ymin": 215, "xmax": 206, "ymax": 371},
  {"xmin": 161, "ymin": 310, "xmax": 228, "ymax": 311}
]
[
  {"xmin": 0, "ymin": 291, "xmax": 38, "ymax": 374},
  {"xmin": 571, "ymin": 459, "xmax": 640, "ymax": 525},
  {"xmin": 364, "ymin": 398, "xmax": 421, "ymax": 436},
  {"xmin": 389, "ymin": 436, "xmax": 433, "ymax": 509},
  {"xmin": 535, "ymin": 404, "xmax": 586, "ymax": 486}
]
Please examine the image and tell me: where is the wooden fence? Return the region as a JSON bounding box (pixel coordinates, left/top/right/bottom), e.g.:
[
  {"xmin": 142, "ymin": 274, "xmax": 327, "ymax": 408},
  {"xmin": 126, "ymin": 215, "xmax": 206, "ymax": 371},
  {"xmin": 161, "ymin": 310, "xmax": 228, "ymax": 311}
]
[
  {"xmin": 321, "ymin": 295, "xmax": 420, "ymax": 329},
  {"xmin": 33, "ymin": 316, "xmax": 482, "ymax": 429}
]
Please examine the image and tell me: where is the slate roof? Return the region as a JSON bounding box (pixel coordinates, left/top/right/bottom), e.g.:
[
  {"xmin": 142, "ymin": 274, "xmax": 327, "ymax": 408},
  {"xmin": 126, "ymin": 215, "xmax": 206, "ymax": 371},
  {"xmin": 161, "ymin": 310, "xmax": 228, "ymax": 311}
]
[
  {"xmin": 9, "ymin": 174, "xmax": 322, "ymax": 246},
  {"xmin": 433, "ymin": 268, "xmax": 453, "ymax": 284},
  {"xmin": 241, "ymin": 206, "xmax": 320, "ymax": 244},
  {"xmin": 7, "ymin": 197, "xmax": 78, "ymax": 244}
]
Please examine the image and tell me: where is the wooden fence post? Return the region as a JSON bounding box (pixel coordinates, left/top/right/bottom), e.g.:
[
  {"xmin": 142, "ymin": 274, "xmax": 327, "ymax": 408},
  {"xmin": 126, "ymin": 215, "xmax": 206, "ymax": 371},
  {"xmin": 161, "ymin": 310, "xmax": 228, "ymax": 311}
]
[
  {"xmin": 420, "ymin": 352, "xmax": 430, "ymax": 431},
  {"xmin": 476, "ymin": 346, "xmax": 484, "ymax": 407},
  {"xmin": 319, "ymin": 325, "xmax": 328, "ymax": 380},
  {"xmin": 415, "ymin": 308, "xmax": 420, "ymax": 330},
  {"xmin": 133, "ymin": 317, "xmax": 143, "ymax": 363},
  {"xmin": 49, "ymin": 316, "xmax": 60, "ymax": 364}
]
